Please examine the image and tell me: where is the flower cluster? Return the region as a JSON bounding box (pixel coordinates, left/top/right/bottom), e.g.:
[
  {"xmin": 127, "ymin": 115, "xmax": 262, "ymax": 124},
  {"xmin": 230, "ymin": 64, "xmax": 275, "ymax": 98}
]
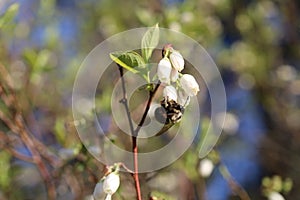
[
  {"xmin": 93, "ymin": 165, "xmax": 120, "ymax": 200},
  {"xmin": 157, "ymin": 45, "xmax": 200, "ymax": 107}
]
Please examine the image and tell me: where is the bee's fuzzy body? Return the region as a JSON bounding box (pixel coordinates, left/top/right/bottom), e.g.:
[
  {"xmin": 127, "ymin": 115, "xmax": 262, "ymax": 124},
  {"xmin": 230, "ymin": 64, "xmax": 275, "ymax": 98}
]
[{"xmin": 154, "ymin": 97, "xmax": 184, "ymax": 136}]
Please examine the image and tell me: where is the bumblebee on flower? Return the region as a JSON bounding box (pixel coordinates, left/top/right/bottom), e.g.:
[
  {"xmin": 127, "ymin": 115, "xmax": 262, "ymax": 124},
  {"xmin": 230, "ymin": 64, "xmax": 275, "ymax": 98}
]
[{"xmin": 155, "ymin": 44, "xmax": 200, "ymax": 135}]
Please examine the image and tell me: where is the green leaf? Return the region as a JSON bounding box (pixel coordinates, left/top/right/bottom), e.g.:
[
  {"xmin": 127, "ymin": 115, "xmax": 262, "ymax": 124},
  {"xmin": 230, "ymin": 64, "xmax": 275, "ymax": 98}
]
[
  {"xmin": 141, "ymin": 23, "xmax": 159, "ymax": 62},
  {"xmin": 110, "ymin": 51, "xmax": 145, "ymax": 74},
  {"xmin": 0, "ymin": 3, "xmax": 19, "ymax": 29}
]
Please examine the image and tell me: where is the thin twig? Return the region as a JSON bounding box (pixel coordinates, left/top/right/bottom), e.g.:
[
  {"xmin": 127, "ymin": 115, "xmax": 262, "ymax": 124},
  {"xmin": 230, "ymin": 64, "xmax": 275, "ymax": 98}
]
[
  {"xmin": 0, "ymin": 131, "xmax": 34, "ymax": 163},
  {"xmin": 118, "ymin": 65, "xmax": 136, "ymax": 137},
  {"xmin": 117, "ymin": 65, "xmax": 142, "ymax": 200},
  {"xmin": 15, "ymin": 113, "xmax": 56, "ymax": 200},
  {"xmin": 0, "ymin": 112, "xmax": 56, "ymax": 199},
  {"xmin": 134, "ymin": 83, "xmax": 160, "ymax": 135},
  {"xmin": 0, "ymin": 63, "xmax": 56, "ymax": 199},
  {"xmin": 0, "ymin": 109, "xmax": 18, "ymax": 133},
  {"xmin": 0, "ymin": 84, "xmax": 14, "ymax": 107},
  {"xmin": 117, "ymin": 64, "xmax": 160, "ymax": 200},
  {"xmin": 31, "ymin": 136, "xmax": 62, "ymax": 167},
  {"xmin": 119, "ymin": 162, "xmax": 134, "ymax": 174},
  {"xmin": 0, "ymin": 63, "xmax": 14, "ymax": 91},
  {"xmin": 132, "ymin": 82, "xmax": 159, "ymax": 200},
  {"xmin": 1, "ymin": 64, "xmax": 61, "ymax": 167},
  {"xmin": 219, "ymin": 163, "xmax": 251, "ymax": 200},
  {"xmin": 131, "ymin": 137, "xmax": 141, "ymax": 200}
]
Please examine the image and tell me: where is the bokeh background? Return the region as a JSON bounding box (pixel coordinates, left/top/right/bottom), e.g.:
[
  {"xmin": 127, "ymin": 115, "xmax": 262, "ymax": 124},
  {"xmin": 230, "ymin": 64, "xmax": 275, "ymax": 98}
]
[{"xmin": 0, "ymin": 0, "xmax": 299, "ymax": 199}]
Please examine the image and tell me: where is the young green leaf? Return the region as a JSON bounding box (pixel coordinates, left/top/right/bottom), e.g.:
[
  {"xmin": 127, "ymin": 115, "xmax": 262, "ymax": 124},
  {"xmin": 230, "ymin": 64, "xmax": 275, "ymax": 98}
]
[
  {"xmin": 110, "ymin": 51, "xmax": 145, "ymax": 74},
  {"xmin": 0, "ymin": 3, "xmax": 19, "ymax": 29},
  {"xmin": 141, "ymin": 23, "xmax": 159, "ymax": 62}
]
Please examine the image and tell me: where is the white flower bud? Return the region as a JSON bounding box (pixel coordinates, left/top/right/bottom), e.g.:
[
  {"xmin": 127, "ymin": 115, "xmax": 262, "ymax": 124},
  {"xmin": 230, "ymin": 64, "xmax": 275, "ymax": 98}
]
[
  {"xmin": 163, "ymin": 86, "xmax": 177, "ymax": 101},
  {"xmin": 180, "ymin": 74, "xmax": 200, "ymax": 96},
  {"xmin": 170, "ymin": 68, "xmax": 179, "ymax": 82},
  {"xmin": 268, "ymin": 192, "xmax": 285, "ymax": 200},
  {"xmin": 198, "ymin": 158, "xmax": 214, "ymax": 178},
  {"xmin": 93, "ymin": 182, "xmax": 105, "ymax": 200},
  {"xmin": 157, "ymin": 58, "xmax": 172, "ymax": 84},
  {"xmin": 170, "ymin": 51, "xmax": 184, "ymax": 72},
  {"xmin": 103, "ymin": 172, "xmax": 120, "ymax": 195},
  {"xmin": 177, "ymin": 89, "xmax": 190, "ymax": 106}
]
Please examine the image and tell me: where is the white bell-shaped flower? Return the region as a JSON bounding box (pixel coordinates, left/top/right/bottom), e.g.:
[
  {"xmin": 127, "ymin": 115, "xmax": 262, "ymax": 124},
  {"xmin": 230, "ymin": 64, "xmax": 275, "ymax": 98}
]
[
  {"xmin": 170, "ymin": 51, "xmax": 184, "ymax": 72},
  {"xmin": 177, "ymin": 89, "xmax": 190, "ymax": 106},
  {"xmin": 163, "ymin": 85, "xmax": 177, "ymax": 101},
  {"xmin": 170, "ymin": 68, "xmax": 179, "ymax": 82},
  {"xmin": 157, "ymin": 58, "xmax": 172, "ymax": 84},
  {"xmin": 103, "ymin": 172, "xmax": 120, "ymax": 195},
  {"xmin": 180, "ymin": 74, "xmax": 200, "ymax": 96}
]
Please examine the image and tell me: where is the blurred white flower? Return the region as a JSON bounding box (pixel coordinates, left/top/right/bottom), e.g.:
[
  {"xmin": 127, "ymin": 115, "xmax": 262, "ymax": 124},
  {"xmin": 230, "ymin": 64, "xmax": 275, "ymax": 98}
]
[
  {"xmin": 268, "ymin": 191, "xmax": 285, "ymax": 200},
  {"xmin": 157, "ymin": 58, "xmax": 172, "ymax": 84},
  {"xmin": 93, "ymin": 172, "xmax": 120, "ymax": 200},
  {"xmin": 198, "ymin": 158, "xmax": 214, "ymax": 178},
  {"xmin": 177, "ymin": 89, "xmax": 190, "ymax": 106},
  {"xmin": 170, "ymin": 51, "xmax": 184, "ymax": 72},
  {"xmin": 180, "ymin": 74, "xmax": 200, "ymax": 96},
  {"xmin": 105, "ymin": 194, "xmax": 112, "ymax": 200},
  {"xmin": 163, "ymin": 86, "xmax": 177, "ymax": 101},
  {"xmin": 93, "ymin": 182, "xmax": 105, "ymax": 200},
  {"xmin": 215, "ymin": 112, "xmax": 239, "ymax": 135},
  {"xmin": 169, "ymin": 21, "xmax": 182, "ymax": 32},
  {"xmin": 181, "ymin": 12, "xmax": 194, "ymax": 23},
  {"xmin": 103, "ymin": 172, "xmax": 120, "ymax": 195}
]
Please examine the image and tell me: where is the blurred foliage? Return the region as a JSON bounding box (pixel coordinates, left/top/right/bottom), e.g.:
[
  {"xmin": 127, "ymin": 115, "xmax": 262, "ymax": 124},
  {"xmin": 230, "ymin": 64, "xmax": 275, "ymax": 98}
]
[
  {"xmin": 0, "ymin": 0, "xmax": 300, "ymax": 199},
  {"xmin": 0, "ymin": 151, "xmax": 11, "ymax": 189},
  {"xmin": 262, "ymin": 175, "xmax": 293, "ymax": 195},
  {"xmin": 0, "ymin": 3, "xmax": 19, "ymax": 30}
]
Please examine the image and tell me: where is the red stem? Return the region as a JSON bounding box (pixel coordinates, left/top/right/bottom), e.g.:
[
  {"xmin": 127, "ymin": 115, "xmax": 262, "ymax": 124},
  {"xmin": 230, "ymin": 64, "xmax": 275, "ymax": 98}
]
[
  {"xmin": 132, "ymin": 83, "xmax": 160, "ymax": 200},
  {"xmin": 118, "ymin": 65, "xmax": 142, "ymax": 200},
  {"xmin": 118, "ymin": 64, "xmax": 160, "ymax": 200},
  {"xmin": 132, "ymin": 138, "xmax": 142, "ymax": 200}
]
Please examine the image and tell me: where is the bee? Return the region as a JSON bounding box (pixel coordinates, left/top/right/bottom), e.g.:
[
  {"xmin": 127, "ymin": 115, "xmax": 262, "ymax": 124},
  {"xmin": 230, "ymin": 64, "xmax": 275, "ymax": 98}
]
[{"xmin": 154, "ymin": 97, "xmax": 185, "ymax": 136}]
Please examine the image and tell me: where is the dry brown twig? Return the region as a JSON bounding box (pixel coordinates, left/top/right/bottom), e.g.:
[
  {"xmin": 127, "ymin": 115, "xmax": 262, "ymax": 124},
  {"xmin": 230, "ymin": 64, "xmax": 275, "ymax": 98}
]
[
  {"xmin": 219, "ymin": 163, "xmax": 251, "ymax": 200},
  {"xmin": 0, "ymin": 63, "xmax": 57, "ymax": 199}
]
